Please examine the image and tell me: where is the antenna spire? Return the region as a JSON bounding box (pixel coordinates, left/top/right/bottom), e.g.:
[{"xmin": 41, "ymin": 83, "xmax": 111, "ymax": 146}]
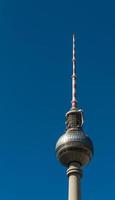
[{"xmin": 71, "ymin": 34, "xmax": 77, "ymax": 109}]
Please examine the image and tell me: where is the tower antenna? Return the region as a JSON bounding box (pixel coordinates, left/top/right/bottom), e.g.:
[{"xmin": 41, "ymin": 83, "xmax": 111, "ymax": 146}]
[{"xmin": 72, "ymin": 34, "xmax": 77, "ymax": 109}]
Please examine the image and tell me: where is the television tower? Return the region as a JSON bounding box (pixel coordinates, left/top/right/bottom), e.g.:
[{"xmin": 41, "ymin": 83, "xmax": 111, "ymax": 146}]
[{"xmin": 55, "ymin": 34, "xmax": 94, "ymax": 200}]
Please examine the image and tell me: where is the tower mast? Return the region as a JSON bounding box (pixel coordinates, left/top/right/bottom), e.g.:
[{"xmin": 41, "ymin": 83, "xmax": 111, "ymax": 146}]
[
  {"xmin": 72, "ymin": 34, "xmax": 77, "ymax": 109},
  {"xmin": 55, "ymin": 34, "xmax": 94, "ymax": 200}
]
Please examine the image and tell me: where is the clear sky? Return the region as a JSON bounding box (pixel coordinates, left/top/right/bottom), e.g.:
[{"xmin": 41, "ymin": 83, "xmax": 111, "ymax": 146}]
[{"xmin": 0, "ymin": 0, "xmax": 115, "ymax": 199}]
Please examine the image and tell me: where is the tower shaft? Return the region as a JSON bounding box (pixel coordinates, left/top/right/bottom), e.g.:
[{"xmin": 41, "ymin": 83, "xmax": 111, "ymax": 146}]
[{"xmin": 67, "ymin": 162, "xmax": 82, "ymax": 200}]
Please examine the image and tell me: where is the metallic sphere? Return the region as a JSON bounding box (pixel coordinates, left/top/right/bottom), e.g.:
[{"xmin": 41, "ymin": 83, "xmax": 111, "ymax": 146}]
[{"xmin": 55, "ymin": 128, "xmax": 94, "ymax": 167}]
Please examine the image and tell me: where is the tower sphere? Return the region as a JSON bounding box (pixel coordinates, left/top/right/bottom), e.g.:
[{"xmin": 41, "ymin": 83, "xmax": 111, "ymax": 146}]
[{"xmin": 56, "ymin": 127, "xmax": 93, "ymax": 167}]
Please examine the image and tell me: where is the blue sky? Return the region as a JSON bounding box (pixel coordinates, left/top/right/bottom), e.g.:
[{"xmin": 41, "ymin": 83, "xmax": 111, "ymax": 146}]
[{"xmin": 0, "ymin": 0, "xmax": 115, "ymax": 199}]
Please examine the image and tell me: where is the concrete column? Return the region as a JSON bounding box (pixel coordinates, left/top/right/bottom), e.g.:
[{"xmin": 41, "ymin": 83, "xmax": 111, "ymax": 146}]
[{"xmin": 67, "ymin": 162, "xmax": 82, "ymax": 200}]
